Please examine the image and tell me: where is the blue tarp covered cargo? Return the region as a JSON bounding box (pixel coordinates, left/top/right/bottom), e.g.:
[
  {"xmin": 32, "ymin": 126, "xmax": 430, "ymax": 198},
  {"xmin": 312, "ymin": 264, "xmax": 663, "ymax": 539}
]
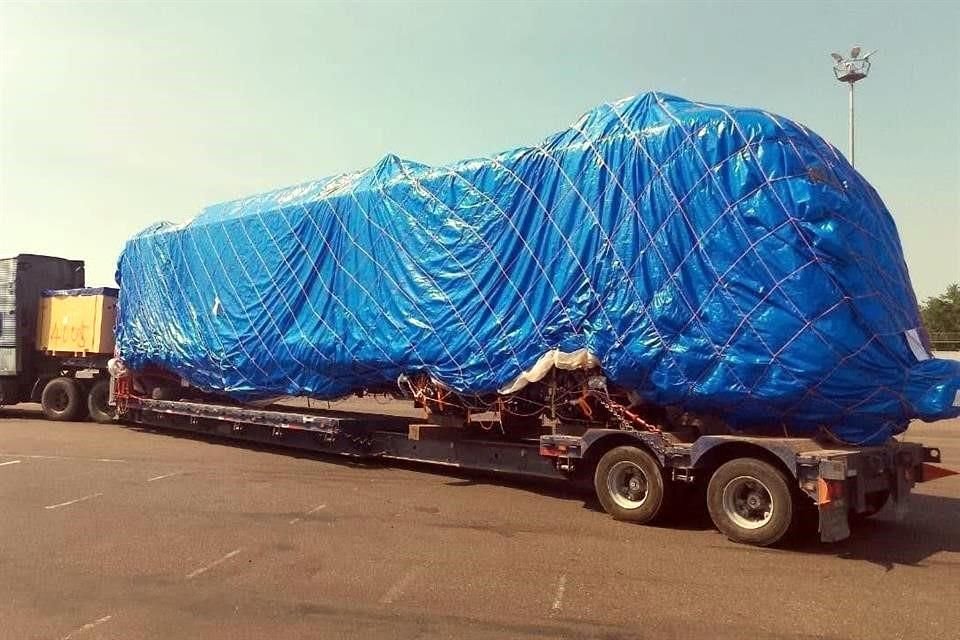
[{"xmin": 116, "ymin": 92, "xmax": 960, "ymax": 445}]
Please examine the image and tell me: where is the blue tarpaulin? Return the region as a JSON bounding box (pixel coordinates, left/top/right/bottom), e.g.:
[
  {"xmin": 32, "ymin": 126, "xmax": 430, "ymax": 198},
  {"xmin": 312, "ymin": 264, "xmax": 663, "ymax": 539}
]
[{"xmin": 116, "ymin": 92, "xmax": 960, "ymax": 444}]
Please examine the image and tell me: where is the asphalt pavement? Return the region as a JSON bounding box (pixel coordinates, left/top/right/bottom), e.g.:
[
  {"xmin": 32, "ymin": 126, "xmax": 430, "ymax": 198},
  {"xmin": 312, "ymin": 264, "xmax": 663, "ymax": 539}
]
[{"xmin": 1, "ymin": 403, "xmax": 958, "ymax": 640}]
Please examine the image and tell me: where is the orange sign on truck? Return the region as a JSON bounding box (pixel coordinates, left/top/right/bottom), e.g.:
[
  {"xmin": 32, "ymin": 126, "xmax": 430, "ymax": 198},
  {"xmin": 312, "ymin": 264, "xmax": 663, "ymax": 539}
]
[{"xmin": 35, "ymin": 287, "xmax": 117, "ymax": 356}]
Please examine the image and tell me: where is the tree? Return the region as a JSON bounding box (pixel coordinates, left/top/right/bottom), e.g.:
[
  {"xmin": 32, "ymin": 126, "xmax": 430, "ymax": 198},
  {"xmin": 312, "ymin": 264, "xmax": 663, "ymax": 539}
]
[{"xmin": 920, "ymin": 283, "xmax": 960, "ymax": 350}]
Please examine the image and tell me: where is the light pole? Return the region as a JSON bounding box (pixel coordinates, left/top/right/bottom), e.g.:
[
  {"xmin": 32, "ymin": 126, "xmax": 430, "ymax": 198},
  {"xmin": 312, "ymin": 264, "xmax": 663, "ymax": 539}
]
[{"xmin": 831, "ymin": 46, "xmax": 876, "ymax": 167}]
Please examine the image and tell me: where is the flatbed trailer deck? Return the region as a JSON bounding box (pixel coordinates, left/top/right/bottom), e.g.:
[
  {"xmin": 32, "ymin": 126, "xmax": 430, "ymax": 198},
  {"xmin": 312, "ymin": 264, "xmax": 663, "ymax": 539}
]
[
  {"xmin": 117, "ymin": 388, "xmax": 951, "ymax": 547},
  {"xmin": 124, "ymin": 396, "xmax": 564, "ymax": 480}
]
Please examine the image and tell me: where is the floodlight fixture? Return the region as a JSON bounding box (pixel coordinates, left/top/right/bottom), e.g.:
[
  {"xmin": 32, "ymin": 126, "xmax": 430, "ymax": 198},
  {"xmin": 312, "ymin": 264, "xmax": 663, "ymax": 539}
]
[{"xmin": 830, "ymin": 46, "xmax": 876, "ymax": 167}]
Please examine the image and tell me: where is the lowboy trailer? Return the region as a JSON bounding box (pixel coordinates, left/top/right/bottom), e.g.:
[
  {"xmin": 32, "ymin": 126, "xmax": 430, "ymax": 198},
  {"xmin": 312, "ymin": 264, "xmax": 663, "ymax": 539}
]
[{"xmin": 114, "ymin": 373, "xmax": 952, "ymax": 547}]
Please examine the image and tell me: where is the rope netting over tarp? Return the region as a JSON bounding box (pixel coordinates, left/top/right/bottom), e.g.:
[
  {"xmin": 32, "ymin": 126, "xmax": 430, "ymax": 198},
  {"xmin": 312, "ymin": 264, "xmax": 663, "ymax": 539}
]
[{"xmin": 116, "ymin": 92, "xmax": 960, "ymax": 444}]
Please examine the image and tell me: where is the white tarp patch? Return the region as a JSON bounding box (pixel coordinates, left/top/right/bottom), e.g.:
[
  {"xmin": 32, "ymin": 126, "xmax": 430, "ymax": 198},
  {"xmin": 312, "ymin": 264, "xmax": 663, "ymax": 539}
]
[
  {"xmin": 904, "ymin": 328, "xmax": 930, "ymax": 362},
  {"xmin": 498, "ymin": 348, "xmax": 601, "ymax": 394}
]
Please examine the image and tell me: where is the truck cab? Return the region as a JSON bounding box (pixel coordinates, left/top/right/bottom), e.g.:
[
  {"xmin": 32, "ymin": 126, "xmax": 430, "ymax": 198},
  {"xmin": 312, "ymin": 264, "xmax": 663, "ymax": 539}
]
[{"xmin": 0, "ymin": 254, "xmax": 115, "ymax": 423}]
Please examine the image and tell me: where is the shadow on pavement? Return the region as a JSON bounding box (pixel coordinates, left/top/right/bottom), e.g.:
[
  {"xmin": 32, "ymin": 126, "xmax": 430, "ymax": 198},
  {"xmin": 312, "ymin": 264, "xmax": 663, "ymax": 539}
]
[
  {"xmin": 788, "ymin": 493, "xmax": 960, "ymax": 570},
  {"xmin": 17, "ymin": 412, "xmax": 955, "ymax": 567},
  {"xmin": 0, "ymin": 407, "xmax": 46, "ymax": 421}
]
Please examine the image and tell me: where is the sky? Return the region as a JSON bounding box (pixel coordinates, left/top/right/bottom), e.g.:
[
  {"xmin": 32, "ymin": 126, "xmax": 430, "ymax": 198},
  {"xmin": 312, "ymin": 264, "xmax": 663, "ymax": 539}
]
[{"xmin": 1, "ymin": 0, "xmax": 958, "ymax": 300}]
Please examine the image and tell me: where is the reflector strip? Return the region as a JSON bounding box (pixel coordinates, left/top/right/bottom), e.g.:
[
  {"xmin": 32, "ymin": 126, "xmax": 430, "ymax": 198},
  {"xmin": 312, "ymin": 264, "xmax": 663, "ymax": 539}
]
[{"xmin": 920, "ymin": 463, "xmax": 959, "ymax": 482}]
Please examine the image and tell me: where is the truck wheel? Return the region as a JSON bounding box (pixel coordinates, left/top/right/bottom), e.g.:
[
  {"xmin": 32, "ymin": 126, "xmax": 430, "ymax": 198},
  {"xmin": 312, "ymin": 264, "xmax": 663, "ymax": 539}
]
[
  {"xmin": 87, "ymin": 379, "xmax": 114, "ymax": 424},
  {"xmin": 40, "ymin": 377, "xmax": 85, "ymax": 422},
  {"xmin": 594, "ymin": 446, "xmax": 672, "ymax": 524},
  {"xmin": 707, "ymin": 458, "xmax": 794, "ymax": 547}
]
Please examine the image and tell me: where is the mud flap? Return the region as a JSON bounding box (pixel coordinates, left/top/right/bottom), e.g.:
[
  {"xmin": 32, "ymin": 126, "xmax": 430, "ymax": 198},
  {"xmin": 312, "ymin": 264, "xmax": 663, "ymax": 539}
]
[
  {"xmin": 818, "ymin": 502, "xmax": 850, "ymax": 542},
  {"xmin": 818, "ymin": 459, "xmax": 851, "ymax": 543},
  {"xmin": 890, "ymin": 459, "xmax": 914, "ymax": 521}
]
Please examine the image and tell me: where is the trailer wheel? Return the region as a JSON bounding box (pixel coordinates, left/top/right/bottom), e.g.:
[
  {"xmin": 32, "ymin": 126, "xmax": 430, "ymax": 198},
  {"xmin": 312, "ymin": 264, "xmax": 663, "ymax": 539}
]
[
  {"xmin": 594, "ymin": 446, "xmax": 672, "ymax": 524},
  {"xmin": 87, "ymin": 379, "xmax": 114, "ymax": 424},
  {"xmin": 40, "ymin": 377, "xmax": 85, "ymax": 422},
  {"xmin": 707, "ymin": 458, "xmax": 794, "ymax": 546}
]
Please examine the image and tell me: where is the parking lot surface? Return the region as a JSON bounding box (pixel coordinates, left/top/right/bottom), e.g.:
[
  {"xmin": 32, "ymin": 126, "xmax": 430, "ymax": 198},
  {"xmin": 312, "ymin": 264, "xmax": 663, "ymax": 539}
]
[{"xmin": 1, "ymin": 403, "xmax": 958, "ymax": 639}]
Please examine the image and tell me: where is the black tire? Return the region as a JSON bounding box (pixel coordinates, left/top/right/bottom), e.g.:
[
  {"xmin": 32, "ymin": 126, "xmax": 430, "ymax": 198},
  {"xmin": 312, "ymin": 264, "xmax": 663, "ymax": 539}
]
[
  {"xmin": 594, "ymin": 446, "xmax": 673, "ymax": 524},
  {"xmin": 87, "ymin": 379, "xmax": 114, "ymax": 424},
  {"xmin": 707, "ymin": 458, "xmax": 794, "ymax": 547},
  {"xmin": 40, "ymin": 377, "xmax": 85, "ymax": 422}
]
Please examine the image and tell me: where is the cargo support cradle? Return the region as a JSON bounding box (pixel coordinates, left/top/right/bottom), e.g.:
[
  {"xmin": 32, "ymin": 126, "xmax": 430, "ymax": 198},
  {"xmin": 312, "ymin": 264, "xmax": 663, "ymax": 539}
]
[{"xmin": 124, "ymin": 396, "xmax": 945, "ymax": 543}]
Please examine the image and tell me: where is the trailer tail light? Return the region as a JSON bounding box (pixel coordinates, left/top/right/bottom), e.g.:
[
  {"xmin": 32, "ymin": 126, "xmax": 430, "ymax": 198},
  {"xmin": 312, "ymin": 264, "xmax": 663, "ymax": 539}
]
[
  {"xmin": 816, "ymin": 478, "xmax": 845, "ymax": 505},
  {"xmin": 538, "ymin": 437, "xmax": 582, "ymax": 459},
  {"xmin": 919, "ymin": 463, "xmax": 959, "ymax": 483},
  {"xmin": 539, "ymin": 444, "xmax": 568, "ymax": 458}
]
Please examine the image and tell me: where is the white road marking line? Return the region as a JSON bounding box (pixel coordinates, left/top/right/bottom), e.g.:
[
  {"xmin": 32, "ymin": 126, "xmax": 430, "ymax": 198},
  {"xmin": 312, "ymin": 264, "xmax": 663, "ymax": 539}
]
[
  {"xmin": 551, "ymin": 573, "xmax": 567, "ymax": 612},
  {"xmin": 60, "ymin": 614, "xmax": 112, "ymax": 640},
  {"xmin": 186, "ymin": 548, "xmax": 242, "ymax": 580},
  {"xmin": 0, "ymin": 460, "xmax": 22, "ymax": 467},
  {"xmin": 44, "ymin": 493, "xmax": 104, "ymax": 510},
  {"xmin": 379, "ymin": 566, "xmax": 422, "ymax": 604},
  {"xmin": 289, "ymin": 503, "xmax": 326, "ymax": 525},
  {"xmin": 0, "ymin": 453, "xmax": 125, "ymax": 463},
  {"xmin": 147, "ymin": 471, "xmax": 181, "ymax": 482}
]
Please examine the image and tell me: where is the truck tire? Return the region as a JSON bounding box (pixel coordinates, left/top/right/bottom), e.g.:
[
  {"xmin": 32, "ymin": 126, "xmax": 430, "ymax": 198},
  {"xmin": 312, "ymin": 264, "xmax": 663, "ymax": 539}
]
[
  {"xmin": 707, "ymin": 458, "xmax": 794, "ymax": 547},
  {"xmin": 594, "ymin": 446, "xmax": 672, "ymax": 524},
  {"xmin": 40, "ymin": 377, "xmax": 85, "ymax": 422},
  {"xmin": 87, "ymin": 379, "xmax": 114, "ymax": 424}
]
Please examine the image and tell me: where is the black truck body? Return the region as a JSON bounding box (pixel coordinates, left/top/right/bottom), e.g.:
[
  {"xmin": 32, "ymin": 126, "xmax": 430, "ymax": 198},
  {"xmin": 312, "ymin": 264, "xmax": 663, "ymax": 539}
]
[{"xmin": 0, "ymin": 255, "xmax": 86, "ymax": 403}]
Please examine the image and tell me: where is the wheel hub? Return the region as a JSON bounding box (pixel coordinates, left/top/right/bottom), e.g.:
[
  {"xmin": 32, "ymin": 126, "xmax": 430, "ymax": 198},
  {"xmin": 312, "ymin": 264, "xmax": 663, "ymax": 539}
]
[
  {"xmin": 607, "ymin": 460, "xmax": 650, "ymax": 510},
  {"xmin": 721, "ymin": 476, "xmax": 775, "ymax": 530},
  {"xmin": 52, "ymin": 389, "xmax": 68, "ymax": 411}
]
